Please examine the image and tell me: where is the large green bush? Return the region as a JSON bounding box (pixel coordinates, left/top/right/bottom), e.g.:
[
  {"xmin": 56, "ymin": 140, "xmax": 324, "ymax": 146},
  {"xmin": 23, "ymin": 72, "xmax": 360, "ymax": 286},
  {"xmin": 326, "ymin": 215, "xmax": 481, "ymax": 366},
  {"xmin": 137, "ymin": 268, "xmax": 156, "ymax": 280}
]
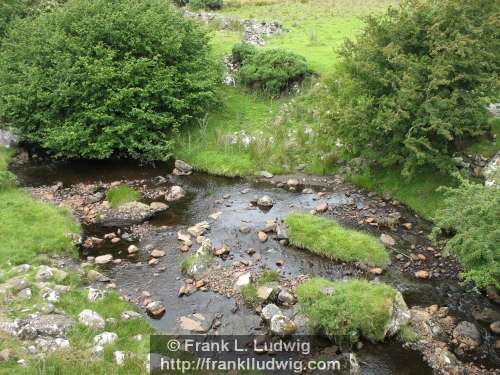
[
  {"xmin": 330, "ymin": 0, "xmax": 499, "ymax": 176},
  {"xmin": 239, "ymin": 48, "xmax": 310, "ymax": 96},
  {"xmin": 0, "ymin": 0, "xmax": 220, "ymax": 161},
  {"xmin": 432, "ymin": 179, "xmax": 500, "ymax": 289},
  {"xmin": 0, "ymin": 0, "xmax": 64, "ymax": 41}
]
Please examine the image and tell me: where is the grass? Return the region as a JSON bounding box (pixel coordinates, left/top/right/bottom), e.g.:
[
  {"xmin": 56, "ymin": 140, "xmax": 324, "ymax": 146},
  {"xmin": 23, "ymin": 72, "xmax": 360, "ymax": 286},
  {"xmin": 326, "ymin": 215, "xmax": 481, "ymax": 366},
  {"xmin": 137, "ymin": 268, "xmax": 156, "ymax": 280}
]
[
  {"xmin": 296, "ymin": 278, "xmax": 397, "ymax": 342},
  {"xmin": 0, "ymin": 264, "xmax": 152, "ymax": 374},
  {"xmin": 348, "ymin": 167, "xmax": 454, "ymax": 220},
  {"xmin": 0, "ymin": 147, "xmax": 79, "ymax": 265},
  {"xmin": 240, "ymin": 284, "xmax": 259, "ymax": 306},
  {"xmin": 398, "ymin": 324, "xmax": 418, "ymax": 343},
  {"xmin": 106, "ymin": 185, "xmax": 141, "ymax": 208},
  {"xmin": 285, "ymin": 213, "xmax": 390, "ymax": 267}
]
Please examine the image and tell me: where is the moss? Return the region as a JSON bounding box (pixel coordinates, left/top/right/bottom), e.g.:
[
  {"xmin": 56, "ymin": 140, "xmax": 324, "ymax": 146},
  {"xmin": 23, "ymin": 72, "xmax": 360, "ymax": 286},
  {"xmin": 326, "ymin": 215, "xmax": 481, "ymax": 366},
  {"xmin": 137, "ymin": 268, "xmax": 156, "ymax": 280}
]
[
  {"xmin": 296, "ymin": 278, "xmax": 397, "ymax": 342},
  {"xmin": 106, "ymin": 185, "xmax": 140, "ymax": 208},
  {"xmin": 285, "ymin": 213, "xmax": 390, "ymax": 267}
]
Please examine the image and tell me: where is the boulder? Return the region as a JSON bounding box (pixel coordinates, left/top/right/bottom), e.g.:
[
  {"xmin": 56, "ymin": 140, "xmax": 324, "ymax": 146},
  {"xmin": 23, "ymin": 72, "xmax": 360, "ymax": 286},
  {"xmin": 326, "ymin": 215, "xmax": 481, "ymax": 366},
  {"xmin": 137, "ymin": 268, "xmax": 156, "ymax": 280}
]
[
  {"xmin": 256, "ymin": 195, "xmax": 274, "ymax": 208},
  {"xmin": 0, "ymin": 129, "xmax": 18, "ymax": 148},
  {"xmin": 188, "ymin": 221, "xmax": 210, "ymax": 237},
  {"xmin": 384, "ymin": 291, "xmax": 410, "ymax": 337},
  {"xmin": 146, "ymin": 301, "xmax": 166, "ymax": 318},
  {"xmin": 88, "ymin": 288, "xmax": 106, "ymax": 302},
  {"xmin": 234, "ymin": 273, "xmax": 251, "ymax": 289},
  {"xmin": 87, "ymin": 270, "xmax": 110, "ymax": 283},
  {"xmin": 78, "ymin": 310, "xmax": 105, "ymax": 330},
  {"xmin": 256, "ymin": 286, "xmax": 274, "ymax": 302},
  {"xmin": 95, "ymin": 254, "xmax": 113, "ymax": 265},
  {"xmin": 277, "ymin": 290, "xmax": 295, "ymax": 306},
  {"xmin": 453, "ymin": 321, "xmax": 481, "ymax": 348},
  {"xmin": 261, "ymin": 304, "xmax": 282, "ymax": 322},
  {"xmin": 166, "ymin": 186, "xmax": 186, "ymax": 202},
  {"xmin": 114, "ymin": 351, "xmax": 125, "ymax": 366},
  {"xmin": 127, "ymin": 245, "xmax": 139, "ymax": 254},
  {"xmin": 97, "ymin": 201, "xmax": 167, "ymax": 227},
  {"xmin": 94, "ymin": 332, "xmax": 118, "ymax": 346},
  {"xmin": 270, "ymin": 315, "xmax": 296, "ymax": 336},
  {"xmin": 380, "ymin": 233, "xmax": 396, "ymax": 246},
  {"xmin": 174, "ymin": 160, "xmax": 193, "ymax": 174},
  {"xmin": 17, "ymin": 313, "xmax": 74, "ymax": 339}
]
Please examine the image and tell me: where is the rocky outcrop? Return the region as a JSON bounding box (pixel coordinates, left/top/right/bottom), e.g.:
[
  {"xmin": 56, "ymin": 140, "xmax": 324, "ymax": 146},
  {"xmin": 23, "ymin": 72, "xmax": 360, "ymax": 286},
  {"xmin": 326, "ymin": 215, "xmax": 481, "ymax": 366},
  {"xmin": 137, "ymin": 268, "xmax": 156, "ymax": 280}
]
[{"xmin": 483, "ymin": 151, "xmax": 500, "ymax": 188}]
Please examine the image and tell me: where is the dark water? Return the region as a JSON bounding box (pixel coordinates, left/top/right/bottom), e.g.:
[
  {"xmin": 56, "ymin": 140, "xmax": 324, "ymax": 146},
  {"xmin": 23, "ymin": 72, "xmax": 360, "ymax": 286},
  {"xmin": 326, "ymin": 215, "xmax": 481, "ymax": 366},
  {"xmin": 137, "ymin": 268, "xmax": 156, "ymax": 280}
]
[{"xmin": 11, "ymin": 158, "xmax": 500, "ymax": 374}]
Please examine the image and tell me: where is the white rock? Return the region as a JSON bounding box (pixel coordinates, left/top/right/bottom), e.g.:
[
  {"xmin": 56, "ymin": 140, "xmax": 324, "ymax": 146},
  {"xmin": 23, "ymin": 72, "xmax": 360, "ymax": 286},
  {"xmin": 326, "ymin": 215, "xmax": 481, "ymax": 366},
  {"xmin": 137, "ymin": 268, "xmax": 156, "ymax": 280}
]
[
  {"xmin": 94, "ymin": 332, "xmax": 118, "ymax": 346},
  {"xmin": 95, "ymin": 254, "xmax": 113, "ymax": 265},
  {"xmin": 78, "ymin": 309, "xmax": 105, "ymax": 330},
  {"xmin": 114, "ymin": 351, "xmax": 125, "ymax": 366},
  {"xmin": 234, "ymin": 272, "xmax": 251, "ymax": 289},
  {"xmin": 88, "ymin": 287, "xmax": 106, "ymax": 302}
]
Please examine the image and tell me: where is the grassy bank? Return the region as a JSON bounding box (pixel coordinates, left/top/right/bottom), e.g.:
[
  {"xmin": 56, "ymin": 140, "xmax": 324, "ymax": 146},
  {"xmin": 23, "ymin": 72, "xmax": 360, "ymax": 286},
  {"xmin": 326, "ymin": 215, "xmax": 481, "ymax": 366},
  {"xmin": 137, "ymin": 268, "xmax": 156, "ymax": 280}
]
[
  {"xmin": 0, "ymin": 147, "xmax": 153, "ymax": 373},
  {"xmin": 0, "ymin": 147, "xmax": 79, "ymax": 265},
  {"xmin": 286, "ymin": 213, "xmax": 390, "ymax": 267}
]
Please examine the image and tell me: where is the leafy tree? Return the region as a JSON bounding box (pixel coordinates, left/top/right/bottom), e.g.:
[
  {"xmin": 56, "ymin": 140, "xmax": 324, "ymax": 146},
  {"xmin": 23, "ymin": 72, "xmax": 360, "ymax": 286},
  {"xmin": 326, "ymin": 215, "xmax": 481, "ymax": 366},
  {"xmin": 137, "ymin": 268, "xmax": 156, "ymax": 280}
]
[
  {"xmin": 0, "ymin": 0, "xmax": 220, "ymax": 161},
  {"xmin": 432, "ymin": 178, "xmax": 500, "ymax": 289},
  {"xmin": 330, "ymin": 0, "xmax": 499, "ymax": 176}
]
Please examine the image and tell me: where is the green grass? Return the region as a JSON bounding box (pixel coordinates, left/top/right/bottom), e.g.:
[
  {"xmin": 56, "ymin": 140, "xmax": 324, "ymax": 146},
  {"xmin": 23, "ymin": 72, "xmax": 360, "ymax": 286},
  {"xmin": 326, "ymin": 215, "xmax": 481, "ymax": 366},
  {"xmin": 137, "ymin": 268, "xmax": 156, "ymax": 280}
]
[
  {"xmin": 240, "ymin": 283, "xmax": 259, "ymax": 306},
  {"xmin": 296, "ymin": 278, "xmax": 397, "ymax": 342},
  {"xmin": 286, "ymin": 213, "xmax": 390, "ymax": 267},
  {"xmin": 106, "ymin": 185, "xmax": 141, "ymax": 208},
  {"xmin": 348, "ymin": 167, "xmax": 454, "ymax": 220},
  {"xmin": 0, "ymin": 147, "xmax": 12, "ymax": 171},
  {"xmin": 398, "ymin": 324, "xmax": 418, "ymax": 343},
  {"xmin": 0, "ymin": 189, "xmax": 79, "ymax": 265},
  {"xmin": 258, "ymin": 270, "xmax": 281, "ymax": 284},
  {"xmin": 0, "ymin": 265, "xmax": 153, "ymax": 374}
]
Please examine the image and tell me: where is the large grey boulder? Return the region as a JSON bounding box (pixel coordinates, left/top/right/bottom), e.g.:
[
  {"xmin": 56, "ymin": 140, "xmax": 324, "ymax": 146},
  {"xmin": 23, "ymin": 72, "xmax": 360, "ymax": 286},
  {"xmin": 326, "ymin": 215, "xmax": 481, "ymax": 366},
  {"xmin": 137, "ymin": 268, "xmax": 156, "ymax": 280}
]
[
  {"xmin": 17, "ymin": 313, "xmax": 74, "ymax": 339},
  {"xmin": 97, "ymin": 201, "xmax": 168, "ymax": 227},
  {"xmin": 269, "ymin": 314, "xmax": 296, "ymax": 336},
  {"xmin": 78, "ymin": 309, "xmax": 105, "ymax": 330},
  {"xmin": 384, "ymin": 291, "xmax": 411, "ymax": 337}
]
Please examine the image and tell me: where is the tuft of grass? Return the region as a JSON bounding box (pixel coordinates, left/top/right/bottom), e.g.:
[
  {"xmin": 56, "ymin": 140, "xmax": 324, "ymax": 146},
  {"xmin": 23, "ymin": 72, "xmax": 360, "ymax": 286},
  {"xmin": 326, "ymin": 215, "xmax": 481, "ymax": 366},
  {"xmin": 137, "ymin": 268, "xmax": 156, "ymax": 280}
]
[
  {"xmin": 257, "ymin": 270, "xmax": 281, "ymax": 284},
  {"xmin": 240, "ymin": 284, "xmax": 258, "ymax": 307},
  {"xmin": 106, "ymin": 185, "xmax": 140, "ymax": 208},
  {"xmin": 0, "ymin": 189, "xmax": 79, "ymax": 265},
  {"xmin": 285, "ymin": 213, "xmax": 390, "ymax": 267},
  {"xmin": 398, "ymin": 324, "xmax": 418, "ymax": 343},
  {"xmin": 0, "ymin": 147, "xmax": 13, "ymax": 171},
  {"xmin": 296, "ymin": 278, "xmax": 397, "ymax": 342}
]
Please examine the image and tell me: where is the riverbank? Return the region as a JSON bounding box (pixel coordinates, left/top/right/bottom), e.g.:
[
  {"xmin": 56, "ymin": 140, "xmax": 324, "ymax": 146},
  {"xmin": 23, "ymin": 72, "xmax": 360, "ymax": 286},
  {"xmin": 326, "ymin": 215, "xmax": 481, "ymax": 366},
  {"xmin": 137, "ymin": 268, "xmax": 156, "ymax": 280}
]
[{"xmin": 0, "ymin": 147, "xmax": 153, "ymax": 373}]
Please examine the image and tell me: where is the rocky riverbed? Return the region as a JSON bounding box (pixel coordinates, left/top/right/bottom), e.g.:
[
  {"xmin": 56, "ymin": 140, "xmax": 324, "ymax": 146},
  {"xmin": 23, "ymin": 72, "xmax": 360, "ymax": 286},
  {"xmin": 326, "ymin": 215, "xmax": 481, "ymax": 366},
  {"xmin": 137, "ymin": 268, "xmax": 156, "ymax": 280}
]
[{"xmin": 8, "ymin": 157, "xmax": 500, "ymax": 374}]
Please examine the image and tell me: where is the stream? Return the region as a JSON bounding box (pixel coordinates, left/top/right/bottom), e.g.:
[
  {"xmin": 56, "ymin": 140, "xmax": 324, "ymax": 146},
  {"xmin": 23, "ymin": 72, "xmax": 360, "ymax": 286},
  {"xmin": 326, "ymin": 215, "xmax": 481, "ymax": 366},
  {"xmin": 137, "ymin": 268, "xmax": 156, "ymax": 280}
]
[{"xmin": 11, "ymin": 158, "xmax": 500, "ymax": 374}]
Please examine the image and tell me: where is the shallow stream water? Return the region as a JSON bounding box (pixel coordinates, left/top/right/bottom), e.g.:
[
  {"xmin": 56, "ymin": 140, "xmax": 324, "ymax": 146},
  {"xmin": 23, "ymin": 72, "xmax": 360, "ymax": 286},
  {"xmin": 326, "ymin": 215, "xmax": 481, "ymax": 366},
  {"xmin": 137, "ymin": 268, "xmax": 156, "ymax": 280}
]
[{"xmin": 12, "ymin": 158, "xmax": 500, "ymax": 374}]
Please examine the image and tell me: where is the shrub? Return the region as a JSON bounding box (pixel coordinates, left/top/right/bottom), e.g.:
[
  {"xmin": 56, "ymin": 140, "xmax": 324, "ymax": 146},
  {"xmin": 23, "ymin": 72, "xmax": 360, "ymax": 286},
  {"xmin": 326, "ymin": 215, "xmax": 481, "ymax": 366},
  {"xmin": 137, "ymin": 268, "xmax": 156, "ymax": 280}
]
[
  {"xmin": 0, "ymin": 0, "xmax": 220, "ymax": 161},
  {"xmin": 330, "ymin": 0, "xmax": 500, "ymax": 176},
  {"xmin": 432, "ymin": 178, "xmax": 500, "ymax": 289},
  {"xmin": 239, "ymin": 49, "xmax": 310, "ymax": 95},
  {"xmin": 296, "ymin": 278, "xmax": 397, "ymax": 342},
  {"xmin": 189, "ymin": 0, "xmax": 223, "ymax": 10},
  {"xmin": 0, "ymin": 170, "xmax": 17, "ymax": 190},
  {"xmin": 285, "ymin": 213, "xmax": 390, "ymax": 267},
  {"xmin": 106, "ymin": 185, "xmax": 140, "ymax": 208},
  {"xmin": 231, "ymin": 42, "xmax": 257, "ymax": 65}
]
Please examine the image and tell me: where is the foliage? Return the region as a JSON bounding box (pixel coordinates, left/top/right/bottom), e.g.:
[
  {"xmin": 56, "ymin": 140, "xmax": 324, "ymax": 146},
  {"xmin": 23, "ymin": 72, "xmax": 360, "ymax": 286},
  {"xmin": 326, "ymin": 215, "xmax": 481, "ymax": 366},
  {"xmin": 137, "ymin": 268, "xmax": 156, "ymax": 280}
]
[
  {"xmin": 232, "ymin": 42, "xmax": 257, "ymax": 64},
  {"xmin": 0, "ymin": 0, "xmax": 65, "ymax": 41},
  {"xmin": 0, "ymin": 0, "xmax": 220, "ymax": 161},
  {"xmin": 0, "ymin": 147, "xmax": 16, "ymax": 190},
  {"xmin": 432, "ymin": 178, "xmax": 500, "ymax": 289},
  {"xmin": 329, "ymin": 0, "xmax": 500, "ymax": 176},
  {"xmin": 239, "ymin": 48, "xmax": 310, "ymax": 95},
  {"xmin": 106, "ymin": 185, "xmax": 140, "ymax": 208},
  {"xmin": 189, "ymin": 0, "xmax": 224, "ymax": 10},
  {"xmin": 296, "ymin": 278, "xmax": 397, "ymax": 342},
  {"xmin": 285, "ymin": 213, "xmax": 390, "ymax": 267},
  {"xmin": 258, "ymin": 270, "xmax": 281, "ymax": 284}
]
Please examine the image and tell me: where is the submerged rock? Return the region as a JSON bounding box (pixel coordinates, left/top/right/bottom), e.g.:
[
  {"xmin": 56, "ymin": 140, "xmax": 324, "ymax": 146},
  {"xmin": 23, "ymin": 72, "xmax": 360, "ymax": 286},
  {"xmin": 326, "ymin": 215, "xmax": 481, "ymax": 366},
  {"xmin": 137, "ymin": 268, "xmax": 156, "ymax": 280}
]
[{"xmin": 178, "ymin": 313, "xmax": 212, "ymax": 333}]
